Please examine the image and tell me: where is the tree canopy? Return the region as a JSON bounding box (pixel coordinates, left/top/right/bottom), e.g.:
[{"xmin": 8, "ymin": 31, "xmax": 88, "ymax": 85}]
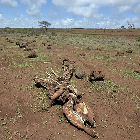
[{"xmin": 38, "ymin": 21, "xmax": 51, "ymax": 29}]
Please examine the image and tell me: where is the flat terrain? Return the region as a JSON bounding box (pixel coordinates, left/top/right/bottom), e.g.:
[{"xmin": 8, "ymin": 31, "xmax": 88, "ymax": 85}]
[{"xmin": 0, "ymin": 28, "xmax": 140, "ymax": 140}]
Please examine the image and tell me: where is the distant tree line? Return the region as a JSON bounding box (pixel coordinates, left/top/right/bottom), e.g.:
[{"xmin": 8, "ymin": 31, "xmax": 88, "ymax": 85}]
[{"xmin": 121, "ymin": 22, "xmax": 135, "ymax": 29}]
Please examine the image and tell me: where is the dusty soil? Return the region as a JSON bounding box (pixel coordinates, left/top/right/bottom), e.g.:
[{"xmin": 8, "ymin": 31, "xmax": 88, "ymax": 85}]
[{"xmin": 0, "ymin": 29, "xmax": 140, "ymax": 140}]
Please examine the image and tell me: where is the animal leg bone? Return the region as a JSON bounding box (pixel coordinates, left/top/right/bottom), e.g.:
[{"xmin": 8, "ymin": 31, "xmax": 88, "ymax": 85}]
[
  {"xmin": 50, "ymin": 86, "xmax": 66, "ymax": 100},
  {"xmin": 74, "ymin": 102, "xmax": 96, "ymax": 127},
  {"xmin": 63, "ymin": 99, "xmax": 98, "ymax": 138},
  {"xmin": 33, "ymin": 77, "xmax": 57, "ymax": 90}
]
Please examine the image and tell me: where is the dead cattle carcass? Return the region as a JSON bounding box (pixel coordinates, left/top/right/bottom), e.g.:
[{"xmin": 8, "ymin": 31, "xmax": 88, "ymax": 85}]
[{"xmin": 33, "ymin": 59, "xmax": 98, "ymax": 138}]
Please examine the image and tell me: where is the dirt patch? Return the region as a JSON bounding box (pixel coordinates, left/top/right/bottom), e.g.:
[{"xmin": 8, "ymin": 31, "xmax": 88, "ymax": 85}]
[{"xmin": 0, "ymin": 28, "xmax": 140, "ymax": 140}]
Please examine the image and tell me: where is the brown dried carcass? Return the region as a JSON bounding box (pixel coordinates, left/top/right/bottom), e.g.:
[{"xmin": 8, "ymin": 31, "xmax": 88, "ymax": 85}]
[
  {"xmin": 63, "ymin": 99, "xmax": 98, "ymax": 138},
  {"xmin": 33, "ymin": 59, "xmax": 98, "ymax": 138}
]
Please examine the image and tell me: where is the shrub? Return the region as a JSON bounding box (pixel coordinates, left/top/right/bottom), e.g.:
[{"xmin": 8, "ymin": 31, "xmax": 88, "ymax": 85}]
[{"xmin": 136, "ymin": 36, "xmax": 140, "ymax": 42}]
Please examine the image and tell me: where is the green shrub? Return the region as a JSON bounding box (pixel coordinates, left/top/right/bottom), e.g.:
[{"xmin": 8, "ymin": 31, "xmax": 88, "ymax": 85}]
[{"xmin": 136, "ymin": 36, "xmax": 140, "ymax": 42}]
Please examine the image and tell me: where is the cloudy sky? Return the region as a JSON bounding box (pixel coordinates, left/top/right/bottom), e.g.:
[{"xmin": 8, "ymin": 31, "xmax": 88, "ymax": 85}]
[{"xmin": 0, "ymin": 0, "xmax": 140, "ymax": 28}]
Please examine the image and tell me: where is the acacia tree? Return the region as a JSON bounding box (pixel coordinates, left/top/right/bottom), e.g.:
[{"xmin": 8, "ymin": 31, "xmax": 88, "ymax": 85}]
[
  {"xmin": 121, "ymin": 25, "xmax": 125, "ymax": 29},
  {"xmin": 127, "ymin": 22, "xmax": 135, "ymax": 29},
  {"xmin": 38, "ymin": 21, "xmax": 51, "ymax": 31}
]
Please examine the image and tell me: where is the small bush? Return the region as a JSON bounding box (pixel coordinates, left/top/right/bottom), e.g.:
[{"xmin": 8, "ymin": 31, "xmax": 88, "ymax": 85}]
[{"xmin": 136, "ymin": 36, "xmax": 140, "ymax": 42}]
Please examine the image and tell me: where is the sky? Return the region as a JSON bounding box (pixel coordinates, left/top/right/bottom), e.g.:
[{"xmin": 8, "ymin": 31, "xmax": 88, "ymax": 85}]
[{"xmin": 0, "ymin": 0, "xmax": 140, "ymax": 28}]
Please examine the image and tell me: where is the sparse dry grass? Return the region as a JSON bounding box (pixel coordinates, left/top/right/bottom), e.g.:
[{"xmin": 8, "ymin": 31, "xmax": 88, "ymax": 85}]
[{"xmin": 0, "ymin": 28, "xmax": 140, "ymax": 140}]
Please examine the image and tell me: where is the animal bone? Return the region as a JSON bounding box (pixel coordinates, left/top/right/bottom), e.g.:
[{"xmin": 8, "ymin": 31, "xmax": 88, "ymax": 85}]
[
  {"xmin": 63, "ymin": 99, "xmax": 98, "ymax": 138},
  {"xmin": 33, "ymin": 59, "xmax": 98, "ymax": 138}
]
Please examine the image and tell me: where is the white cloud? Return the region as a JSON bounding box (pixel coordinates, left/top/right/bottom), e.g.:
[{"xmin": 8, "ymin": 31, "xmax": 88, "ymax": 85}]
[
  {"xmin": 52, "ymin": 0, "xmax": 140, "ymax": 18},
  {"xmin": 52, "ymin": 0, "xmax": 99, "ymax": 18},
  {"xmin": 52, "ymin": 16, "xmax": 140, "ymax": 29},
  {"xmin": 0, "ymin": 0, "xmax": 18, "ymax": 7},
  {"xmin": 0, "ymin": 13, "xmax": 4, "ymax": 21},
  {"xmin": 67, "ymin": 4, "xmax": 96, "ymax": 18},
  {"xmin": 52, "ymin": 18, "xmax": 73, "ymax": 28},
  {"xmin": 52, "ymin": 0, "xmax": 140, "ymax": 28},
  {"xmin": 61, "ymin": 18, "xmax": 74, "ymax": 26},
  {"xmin": 0, "ymin": 13, "xmax": 2, "ymax": 18},
  {"xmin": 52, "ymin": 0, "xmax": 140, "ymax": 7},
  {"xmin": 135, "ymin": 4, "xmax": 140, "ymax": 14},
  {"xmin": 21, "ymin": 0, "xmax": 47, "ymax": 16},
  {"xmin": 0, "ymin": 0, "xmax": 140, "ymax": 28},
  {"xmin": 52, "ymin": 0, "xmax": 92, "ymax": 7},
  {"xmin": 0, "ymin": 15, "xmax": 39, "ymax": 28},
  {"xmin": 0, "ymin": 14, "xmax": 140, "ymax": 29},
  {"xmin": 118, "ymin": 5, "xmax": 131, "ymax": 13}
]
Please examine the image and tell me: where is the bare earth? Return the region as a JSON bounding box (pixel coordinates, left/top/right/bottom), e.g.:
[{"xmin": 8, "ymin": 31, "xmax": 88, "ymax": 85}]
[{"xmin": 0, "ymin": 29, "xmax": 140, "ymax": 140}]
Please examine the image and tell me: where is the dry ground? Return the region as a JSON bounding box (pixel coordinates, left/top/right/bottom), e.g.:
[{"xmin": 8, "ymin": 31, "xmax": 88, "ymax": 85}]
[{"xmin": 0, "ymin": 28, "xmax": 140, "ymax": 140}]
